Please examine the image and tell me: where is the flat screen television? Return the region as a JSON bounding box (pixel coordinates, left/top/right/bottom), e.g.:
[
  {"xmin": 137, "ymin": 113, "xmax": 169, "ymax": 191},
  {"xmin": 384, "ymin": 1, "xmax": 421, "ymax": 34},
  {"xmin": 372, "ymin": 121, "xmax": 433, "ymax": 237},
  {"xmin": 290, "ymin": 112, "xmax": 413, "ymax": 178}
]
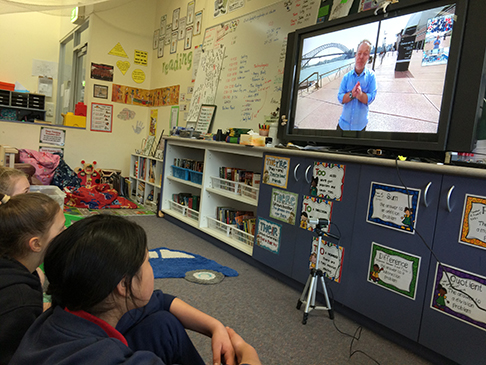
[{"xmin": 279, "ymin": 0, "xmax": 471, "ymax": 153}]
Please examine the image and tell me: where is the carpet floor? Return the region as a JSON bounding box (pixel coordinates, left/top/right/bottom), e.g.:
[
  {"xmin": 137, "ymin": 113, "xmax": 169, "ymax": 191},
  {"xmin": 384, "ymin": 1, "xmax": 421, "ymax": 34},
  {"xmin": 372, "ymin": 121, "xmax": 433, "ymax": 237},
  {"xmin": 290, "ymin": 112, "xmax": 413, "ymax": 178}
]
[{"xmin": 129, "ymin": 216, "xmax": 447, "ymax": 365}]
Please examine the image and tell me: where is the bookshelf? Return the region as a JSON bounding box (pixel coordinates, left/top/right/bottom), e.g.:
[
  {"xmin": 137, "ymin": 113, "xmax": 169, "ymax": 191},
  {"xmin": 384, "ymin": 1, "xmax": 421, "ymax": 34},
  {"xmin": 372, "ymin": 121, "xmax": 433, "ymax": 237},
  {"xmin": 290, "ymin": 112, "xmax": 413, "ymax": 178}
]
[
  {"xmin": 161, "ymin": 137, "xmax": 263, "ymax": 255},
  {"xmin": 129, "ymin": 154, "xmax": 164, "ymax": 212}
]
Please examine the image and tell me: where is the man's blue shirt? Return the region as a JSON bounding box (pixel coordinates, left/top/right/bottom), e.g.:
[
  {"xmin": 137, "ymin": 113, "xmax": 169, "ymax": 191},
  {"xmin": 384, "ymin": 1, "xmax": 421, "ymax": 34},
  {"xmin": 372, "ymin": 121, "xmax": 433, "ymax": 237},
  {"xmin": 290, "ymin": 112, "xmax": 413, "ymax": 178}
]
[{"xmin": 337, "ymin": 67, "xmax": 377, "ymax": 131}]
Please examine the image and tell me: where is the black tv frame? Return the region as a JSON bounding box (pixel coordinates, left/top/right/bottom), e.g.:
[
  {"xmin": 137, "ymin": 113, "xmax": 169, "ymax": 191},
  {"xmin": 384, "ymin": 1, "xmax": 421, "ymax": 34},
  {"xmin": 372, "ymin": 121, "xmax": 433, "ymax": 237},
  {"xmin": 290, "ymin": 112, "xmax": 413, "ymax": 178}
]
[{"xmin": 278, "ymin": 0, "xmax": 478, "ymax": 155}]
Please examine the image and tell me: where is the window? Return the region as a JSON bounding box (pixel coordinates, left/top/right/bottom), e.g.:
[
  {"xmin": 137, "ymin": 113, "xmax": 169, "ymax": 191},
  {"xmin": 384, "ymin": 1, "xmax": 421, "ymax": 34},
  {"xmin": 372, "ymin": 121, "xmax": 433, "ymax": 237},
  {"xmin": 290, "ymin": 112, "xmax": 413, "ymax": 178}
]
[{"xmin": 56, "ymin": 20, "xmax": 89, "ymax": 125}]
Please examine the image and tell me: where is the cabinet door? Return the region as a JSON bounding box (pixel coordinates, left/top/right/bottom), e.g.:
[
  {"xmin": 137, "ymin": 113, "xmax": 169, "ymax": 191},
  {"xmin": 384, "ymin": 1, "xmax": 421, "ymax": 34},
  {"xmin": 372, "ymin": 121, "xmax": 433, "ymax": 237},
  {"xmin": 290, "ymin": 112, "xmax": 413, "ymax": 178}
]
[
  {"xmin": 419, "ymin": 174, "xmax": 486, "ymax": 364},
  {"xmin": 343, "ymin": 165, "xmax": 442, "ymax": 341},
  {"xmin": 291, "ymin": 160, "xmax": 361, "ymax": 306},
  {"xmin": 253, "ymin": 153, "xmax": 304, "ymax": 276}
]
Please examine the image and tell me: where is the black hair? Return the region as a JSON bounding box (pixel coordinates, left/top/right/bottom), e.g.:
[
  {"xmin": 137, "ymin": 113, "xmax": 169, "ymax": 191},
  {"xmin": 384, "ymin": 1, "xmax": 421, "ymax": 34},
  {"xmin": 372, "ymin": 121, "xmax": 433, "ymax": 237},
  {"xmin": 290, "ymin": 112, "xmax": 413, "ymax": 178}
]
[
  {"xmin": 44, "ymin": 215, "xmax": 147, "ymax": 315},
  {"xmin": 0, "ymin": 192, "xmax": 60, "ymax": 259}
]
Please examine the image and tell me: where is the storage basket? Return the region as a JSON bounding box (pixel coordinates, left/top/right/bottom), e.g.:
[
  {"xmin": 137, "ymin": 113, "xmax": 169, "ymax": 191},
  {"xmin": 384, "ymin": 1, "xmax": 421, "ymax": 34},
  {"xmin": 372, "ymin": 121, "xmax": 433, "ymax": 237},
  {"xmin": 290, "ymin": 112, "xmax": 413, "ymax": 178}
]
[
  {"xmin": 171, "ymin": 165, "xmax": 189, "ymax": 180},
  {"xmin": 189, "ymin": 170, "xmax": 203, "ymax": 185}
]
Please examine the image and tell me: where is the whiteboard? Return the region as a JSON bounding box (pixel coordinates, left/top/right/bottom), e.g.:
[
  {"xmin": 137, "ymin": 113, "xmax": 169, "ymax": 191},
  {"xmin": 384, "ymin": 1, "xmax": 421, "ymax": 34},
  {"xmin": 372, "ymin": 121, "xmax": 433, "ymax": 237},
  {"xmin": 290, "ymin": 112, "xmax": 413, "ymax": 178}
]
[{"xmin": 202, "ymin": 0, "xmax": 320, "ymax": 132}]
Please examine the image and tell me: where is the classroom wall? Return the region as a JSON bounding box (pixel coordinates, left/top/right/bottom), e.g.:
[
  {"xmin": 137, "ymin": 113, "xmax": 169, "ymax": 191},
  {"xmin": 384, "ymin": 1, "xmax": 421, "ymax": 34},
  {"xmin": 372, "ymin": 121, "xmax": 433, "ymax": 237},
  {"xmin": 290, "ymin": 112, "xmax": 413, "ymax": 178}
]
[{"xmin": 0, "ymin": 1, "xmax": 156, "ymax": 175}]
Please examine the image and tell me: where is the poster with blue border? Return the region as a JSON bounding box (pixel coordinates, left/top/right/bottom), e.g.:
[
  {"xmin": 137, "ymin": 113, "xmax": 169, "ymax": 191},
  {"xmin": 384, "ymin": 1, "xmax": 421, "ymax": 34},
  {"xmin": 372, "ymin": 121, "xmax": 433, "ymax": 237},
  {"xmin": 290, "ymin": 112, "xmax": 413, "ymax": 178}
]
[
  {"xmin": 431, "ymin": 263, "xmax": 486, "ymax": 331},
  {"xmin": 256, "ymin": 217, "xmax": 282, "ymax": 254},
  {"xmin": 367, "ymin": 182, "xmax": 420, "ymax": 234}
]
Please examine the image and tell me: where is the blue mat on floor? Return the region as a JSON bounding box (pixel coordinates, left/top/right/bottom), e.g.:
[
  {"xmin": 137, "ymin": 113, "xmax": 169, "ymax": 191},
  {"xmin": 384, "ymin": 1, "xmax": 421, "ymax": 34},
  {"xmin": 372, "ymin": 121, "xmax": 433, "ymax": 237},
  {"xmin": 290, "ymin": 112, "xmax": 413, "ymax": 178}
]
[{"xmin": 149, "ymin": 247, "xmax": 238, "ymax": 278}]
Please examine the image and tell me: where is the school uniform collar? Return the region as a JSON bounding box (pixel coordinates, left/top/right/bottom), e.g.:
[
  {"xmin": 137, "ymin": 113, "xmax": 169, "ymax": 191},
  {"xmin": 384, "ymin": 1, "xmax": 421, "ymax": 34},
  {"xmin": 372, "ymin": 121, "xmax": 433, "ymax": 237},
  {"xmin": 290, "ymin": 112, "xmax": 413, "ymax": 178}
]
[{"xmin": 65, "ymin": 308, "xmax": 128, "ymax": 346}]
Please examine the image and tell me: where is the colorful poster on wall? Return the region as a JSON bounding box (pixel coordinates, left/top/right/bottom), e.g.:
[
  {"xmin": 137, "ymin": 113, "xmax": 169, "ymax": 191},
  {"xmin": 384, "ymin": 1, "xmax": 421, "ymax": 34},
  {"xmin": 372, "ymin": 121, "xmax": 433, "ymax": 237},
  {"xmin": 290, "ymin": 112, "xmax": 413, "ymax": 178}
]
[
  {"xmin": 90, "ymin": 103, "xmax": 113, "ymax": 132},
  {"xmin": 269, "ymin": 188, "xmax": 298, "ymax": 225},
  {"xmin": 300, "ymin": 196, "xmax": 332, "ymax": 232},
  {"xmin": 262, "ymin": 155, "xmax": 290, "ymax": 189},
  {"xmin": 91, "ymin": 63, "xmax": 114, "ymax": 82},
  {"xmin": 368, "ymin": 242, "xmax": 421, "ymax": 300},
  {"xmin": 256, "ymin": 217, "xmax": 282, "ymax": 254},
  {"xmin": 310, "ymin": 162, "xmax": 345, "ymax": 201},
  {"xmin": 185, "ymin": 26, "xmax": 193, "ymax": 50},
  {"xmin": 367, "ymin": 182, "xmax": 420, "ymax": 234},
  {"xmin": 310, "ymin": 237, "xmax": 344, "ymax": 283},
  {"xmin": 178, "ymin": 17, "xmax": 186, "ymax": 40},
  {"xmin": 149, "ymin": 109, "xmax": 158, "ymax": 136},
  {"xmin": 431, "ymin": 263, "xmax": 486, "ymax": 331},
  {"xmin": 459, "ymin": 194, "xmax": 486, "ymax": 250},
  {"xmin": 172, "ymin": 8, "xmax": 180, "ymax": 30},
  {"xmin": 112, "ymin": 84, "xmax": 179, "ymax": 107},
  {"xmin": 160, "ymin": 14, "xmax": 167, "ymax": 35},
  {"xmin": 194, "ymin": 11, "xmax": 203, "ymax": 35},
  {"xmin": 153, "ymin": 30, "xmax": 159, "ymax": 50},
  {"xmin": 158, "ymin": 35, "xmax": 164, "ymax": 58}
]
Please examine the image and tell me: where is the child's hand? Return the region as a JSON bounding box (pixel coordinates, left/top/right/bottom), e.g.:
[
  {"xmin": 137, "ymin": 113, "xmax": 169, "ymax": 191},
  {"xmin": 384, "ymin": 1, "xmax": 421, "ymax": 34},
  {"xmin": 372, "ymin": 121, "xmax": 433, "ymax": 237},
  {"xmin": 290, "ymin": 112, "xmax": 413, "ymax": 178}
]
[{"xmin": 212, "ymin": 324, "xmax": 236, "ymax": 365}]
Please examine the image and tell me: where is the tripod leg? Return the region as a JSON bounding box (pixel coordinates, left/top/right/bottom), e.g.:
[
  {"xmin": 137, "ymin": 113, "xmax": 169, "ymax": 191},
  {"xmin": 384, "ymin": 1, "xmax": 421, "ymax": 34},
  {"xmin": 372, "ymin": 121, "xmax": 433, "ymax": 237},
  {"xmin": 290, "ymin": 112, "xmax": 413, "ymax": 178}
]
[
  {"xmin": 297, "ymin": 273, "xmax": 312, "ymax": 310},
  {"xmin": 302, "ymin": 275, "xmax": 317, "ymax": 324},
  {"xmin": 319, "ymin": 275, "xmax": 334, "ymax": 319}
]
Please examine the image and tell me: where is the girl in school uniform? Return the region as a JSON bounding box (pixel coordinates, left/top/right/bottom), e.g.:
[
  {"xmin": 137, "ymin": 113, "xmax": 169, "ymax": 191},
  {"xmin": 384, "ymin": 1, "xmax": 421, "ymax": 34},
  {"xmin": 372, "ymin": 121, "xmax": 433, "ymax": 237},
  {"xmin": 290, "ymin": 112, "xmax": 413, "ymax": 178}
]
[
  {"xmin": 11, "ymin": 214, "xmax": 260, "ymax": 365},
  {"xmin": 0, "ymin": 193, "xmax": 66, "ymax": 365}
]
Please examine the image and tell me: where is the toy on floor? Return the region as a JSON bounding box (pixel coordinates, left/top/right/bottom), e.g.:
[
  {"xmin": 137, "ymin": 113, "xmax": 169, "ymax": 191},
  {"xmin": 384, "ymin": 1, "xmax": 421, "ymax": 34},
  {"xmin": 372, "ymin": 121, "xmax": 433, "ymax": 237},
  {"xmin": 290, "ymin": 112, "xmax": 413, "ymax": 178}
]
[{"xmin": 75, "ymin": 160, "xmax": 101, "ymax": 188}]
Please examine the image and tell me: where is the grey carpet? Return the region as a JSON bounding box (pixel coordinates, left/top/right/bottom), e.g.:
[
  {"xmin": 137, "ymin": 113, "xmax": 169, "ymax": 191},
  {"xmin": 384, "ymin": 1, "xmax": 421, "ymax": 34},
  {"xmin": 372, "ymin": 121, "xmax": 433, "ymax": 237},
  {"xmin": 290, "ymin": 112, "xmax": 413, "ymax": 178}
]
[{"xmin": 129, "ymin": 216, "xmax": 435, "ymax": 365}]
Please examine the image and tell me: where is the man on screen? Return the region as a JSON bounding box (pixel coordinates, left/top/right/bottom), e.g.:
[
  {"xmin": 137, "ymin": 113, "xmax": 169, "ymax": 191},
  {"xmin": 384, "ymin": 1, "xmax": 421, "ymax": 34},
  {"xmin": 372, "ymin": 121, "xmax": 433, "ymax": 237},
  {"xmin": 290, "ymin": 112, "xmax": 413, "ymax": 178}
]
[{"xmin": 337, "ymin": 39, "xmax": 377, "ymax": 131}]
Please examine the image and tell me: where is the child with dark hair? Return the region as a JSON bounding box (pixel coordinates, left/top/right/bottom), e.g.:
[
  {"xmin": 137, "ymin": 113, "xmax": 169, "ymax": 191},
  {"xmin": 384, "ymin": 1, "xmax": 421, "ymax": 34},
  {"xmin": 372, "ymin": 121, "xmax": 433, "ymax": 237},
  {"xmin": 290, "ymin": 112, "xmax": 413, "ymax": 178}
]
[
  {"xmin": 11, "ymin": 215, "xmax": 260, "ymax": 365},
  {"xmin": 0, "ymin": 193, "xmax": 65, "ymax": 365}
]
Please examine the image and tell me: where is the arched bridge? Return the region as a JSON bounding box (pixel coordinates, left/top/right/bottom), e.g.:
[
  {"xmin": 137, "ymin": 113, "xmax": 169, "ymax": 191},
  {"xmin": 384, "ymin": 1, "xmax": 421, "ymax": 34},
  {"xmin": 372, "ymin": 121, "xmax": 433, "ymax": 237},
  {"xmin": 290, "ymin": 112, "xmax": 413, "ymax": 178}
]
[{"xmin": 301, "ymin": 43, "xmax": 351, "ymax": 68}]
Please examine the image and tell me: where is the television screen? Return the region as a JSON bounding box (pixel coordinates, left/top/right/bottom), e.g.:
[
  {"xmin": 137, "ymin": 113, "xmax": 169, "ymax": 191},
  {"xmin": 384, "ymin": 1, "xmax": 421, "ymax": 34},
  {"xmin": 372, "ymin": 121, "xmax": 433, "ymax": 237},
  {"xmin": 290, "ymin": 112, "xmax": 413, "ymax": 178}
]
[{"xmin": 281, "ymin": 0, "xmax": 467, "ymax": 152}]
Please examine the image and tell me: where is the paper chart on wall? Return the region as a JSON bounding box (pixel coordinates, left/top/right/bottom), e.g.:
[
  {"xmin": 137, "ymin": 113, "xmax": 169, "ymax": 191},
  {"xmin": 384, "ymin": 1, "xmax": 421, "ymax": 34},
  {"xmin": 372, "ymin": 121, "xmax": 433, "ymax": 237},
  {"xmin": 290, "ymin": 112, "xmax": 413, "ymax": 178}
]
[
  {"xmin": 201, "ymin": 0, "xmax": 320, "ymax": 131},
  {"xmin": 187, "ymin": 46, "xmax": 226, "ymax": 122}
]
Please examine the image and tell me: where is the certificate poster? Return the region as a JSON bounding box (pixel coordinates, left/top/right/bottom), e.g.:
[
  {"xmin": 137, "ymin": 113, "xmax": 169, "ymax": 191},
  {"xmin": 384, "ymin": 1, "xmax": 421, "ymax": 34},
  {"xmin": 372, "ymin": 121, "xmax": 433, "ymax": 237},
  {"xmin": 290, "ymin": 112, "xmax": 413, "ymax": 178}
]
[
  {"xmin": 311, "ymin": 162, "xmax": 345, "ymax": 201},
  {"xmin": 90, "ymin": 103, "xmax": 113, "ymax": 132},
  {"xmin": 262, "ymin": 155, "xmax": 290, "ymax": 189},
  {"xmin": 310, "ymin": 237, "xmax": 344, "ymax": 283},
  {"xmin": 255, "ymin": 217, "xmax": 282, "ymax": 254},
  {"xmin": 300, "ymin": 196, "xmax": 332, "ymax": 232},
  {"xmin": 368, "ymin": 242, "xmax": 421, "ymax": 300},
  {"xmin": 269, "ymin": 188, "xmax": 298, "ymax": 225},
  {"xmin": 367, "ymin": 182, "xmax": 420, "ymax": 234},
  {"xmin": 39, "ymin": 127, "xmax": 65, "ymax": 146},
  {"xmin": 431, "ymin": 263, "xmax": 486, "ymax": 331},
  {"xmin": 459, "ymin": 194, "xmax": 486, "ymax": 250}
]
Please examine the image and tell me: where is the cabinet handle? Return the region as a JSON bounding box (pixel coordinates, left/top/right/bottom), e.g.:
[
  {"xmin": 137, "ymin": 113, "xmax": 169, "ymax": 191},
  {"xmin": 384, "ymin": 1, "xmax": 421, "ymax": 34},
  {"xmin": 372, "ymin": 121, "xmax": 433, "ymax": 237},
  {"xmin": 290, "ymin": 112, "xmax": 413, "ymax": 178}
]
[
  {"xmin": 446, "ymin": 185, "xmax": 455, "ymax": 212},
  {"xmin": 294, "ymin": 164, "xmax": 301, "ymax": 182},
  {"xmin": 305, "ymin": 165, "xmax": 312, "ymax": 183},
  {"xmin": 424, "ymin": 182, "xmax": 432, "ymax": 207}
]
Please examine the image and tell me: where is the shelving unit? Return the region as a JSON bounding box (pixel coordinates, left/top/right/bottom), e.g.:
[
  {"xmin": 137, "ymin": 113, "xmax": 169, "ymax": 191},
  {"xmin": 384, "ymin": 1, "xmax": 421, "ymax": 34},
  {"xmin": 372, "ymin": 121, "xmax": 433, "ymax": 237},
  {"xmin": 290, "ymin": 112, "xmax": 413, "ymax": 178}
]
[
  {"xmin": 161, "ymin": 137, "xmax": 264, "ymax": 255},
  {"xmin": 0, "ymin": 89, "xmax": 46, "ymax": 122},
  {"xmin": 129, "ymin": 153, "xmax": 164, "ymax": 211}
]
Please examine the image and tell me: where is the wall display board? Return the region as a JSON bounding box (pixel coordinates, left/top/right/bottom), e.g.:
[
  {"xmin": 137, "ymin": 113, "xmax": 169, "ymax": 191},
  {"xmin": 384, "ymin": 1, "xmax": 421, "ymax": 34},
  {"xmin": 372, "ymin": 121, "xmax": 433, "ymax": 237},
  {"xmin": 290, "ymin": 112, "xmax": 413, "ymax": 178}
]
[
  {"xmin": 367, "ymin": 182, "xmax": 420, "ymax": 234},
  {"xmin": 431, "ymin": 263, "xmax": 486, "ymax": 331},
  {"xmin": 459, "ymin": 194, "xmax": 486, "ymax": 250},
  {"xmin": 309, "ymin": 237, "xmax": 344, "ymax": 283},
  {"xmin": 368, "ymin": 242, "xmax": 421, "ymax": 300},
  {"xmin": 200, "ymin": 0, "xmax": 320, "ymax": 131}
]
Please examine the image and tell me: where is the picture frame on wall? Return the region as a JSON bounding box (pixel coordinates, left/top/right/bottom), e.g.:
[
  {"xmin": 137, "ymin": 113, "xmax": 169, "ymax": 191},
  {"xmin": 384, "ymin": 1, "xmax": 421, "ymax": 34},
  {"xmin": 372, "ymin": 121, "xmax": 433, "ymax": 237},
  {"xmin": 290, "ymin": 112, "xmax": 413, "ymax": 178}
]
[
  {"xmin": 195, "ymin": 104, "xmax": 217, "ymax": 133},
  {"xmin": 93, "ymin": 84, "xmax": 108, "ymax": 99}
]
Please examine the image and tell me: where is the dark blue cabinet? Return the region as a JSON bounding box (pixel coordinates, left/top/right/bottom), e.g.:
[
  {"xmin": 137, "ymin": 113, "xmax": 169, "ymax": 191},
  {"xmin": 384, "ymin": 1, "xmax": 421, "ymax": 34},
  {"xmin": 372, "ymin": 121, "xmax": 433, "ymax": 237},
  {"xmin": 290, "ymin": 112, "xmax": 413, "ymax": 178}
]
[
  {"xmin": 419, "ymin": 174, "xmax": 486, "ymax": 365},
  {"xmin": 342, "ymin": 165, "xmax": 442, "ymax": 341}
]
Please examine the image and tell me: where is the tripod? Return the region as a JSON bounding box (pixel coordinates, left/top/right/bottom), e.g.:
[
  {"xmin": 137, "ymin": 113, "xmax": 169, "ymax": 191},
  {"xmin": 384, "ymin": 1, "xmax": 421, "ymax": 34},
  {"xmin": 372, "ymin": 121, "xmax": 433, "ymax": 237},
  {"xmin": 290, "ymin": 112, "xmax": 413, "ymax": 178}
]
[{"xmin": 296, "ymin": 221, "xmax": 334, "ymax": 324}]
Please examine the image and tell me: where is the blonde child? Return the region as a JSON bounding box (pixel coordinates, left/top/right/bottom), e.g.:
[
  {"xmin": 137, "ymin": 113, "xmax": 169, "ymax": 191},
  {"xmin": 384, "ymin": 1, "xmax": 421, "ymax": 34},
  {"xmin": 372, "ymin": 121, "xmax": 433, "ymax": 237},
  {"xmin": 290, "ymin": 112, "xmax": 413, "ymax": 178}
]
[
  {"xmin": 0, "ymin": 193, "xmax": 65, "ymax": 365},
  {"xmin": 0, "ymin": 167, "xmax": 30, "ymax": 196}
]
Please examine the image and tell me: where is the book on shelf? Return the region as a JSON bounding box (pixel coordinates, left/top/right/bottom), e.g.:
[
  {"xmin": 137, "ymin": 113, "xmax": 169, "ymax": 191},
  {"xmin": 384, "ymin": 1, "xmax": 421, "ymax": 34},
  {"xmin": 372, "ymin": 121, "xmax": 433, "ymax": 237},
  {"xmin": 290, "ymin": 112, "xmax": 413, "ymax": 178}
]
[{"xmin": 148, "ymin": 160, "xmax": 156, "ymax": 183}]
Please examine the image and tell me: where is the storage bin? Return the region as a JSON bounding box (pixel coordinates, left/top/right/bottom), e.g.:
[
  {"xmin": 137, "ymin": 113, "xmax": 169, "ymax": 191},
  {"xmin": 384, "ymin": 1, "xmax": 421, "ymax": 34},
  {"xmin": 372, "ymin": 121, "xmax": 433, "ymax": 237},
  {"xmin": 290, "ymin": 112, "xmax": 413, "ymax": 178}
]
[
  {"xmin": 29, "ymin": 185, "xmax": 66, "ymax": 209},
  {"xmin": 171, "ymin": 165, "xmax": 189, "ymax": 180},
  {"xmin": 189, "ymin": 170, "xmax": 203, "ymax": 185}
]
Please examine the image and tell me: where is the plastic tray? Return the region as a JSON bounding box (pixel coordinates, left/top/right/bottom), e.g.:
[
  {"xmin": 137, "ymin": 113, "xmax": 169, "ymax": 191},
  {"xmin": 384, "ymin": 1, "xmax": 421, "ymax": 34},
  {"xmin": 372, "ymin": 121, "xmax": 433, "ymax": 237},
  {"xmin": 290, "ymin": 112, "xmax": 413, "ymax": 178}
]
[
  {"xmin": 171, "ymin": 165, "xmax": 189, "ymax": 180},
  {"xmin": 189, "ymin": 170, "xmax": 203, "ymax": 185}
]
